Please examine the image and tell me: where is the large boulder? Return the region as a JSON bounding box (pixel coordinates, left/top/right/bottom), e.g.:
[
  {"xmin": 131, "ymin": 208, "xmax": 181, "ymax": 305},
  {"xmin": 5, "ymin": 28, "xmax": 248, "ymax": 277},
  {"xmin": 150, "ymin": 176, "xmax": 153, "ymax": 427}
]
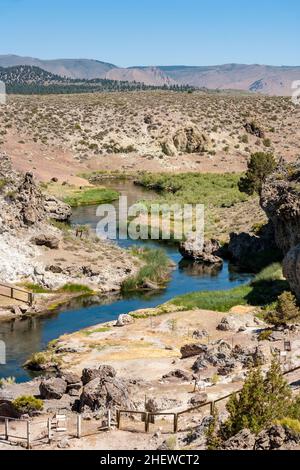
[
  {"xmin": 39, "ymin": 378, "xmax": 68, "ymax": 400},
  {"xmin": 79, "ymin": 376, "xmax": 132, "ymax": 412},
  {"xmin": 192, "ymin": 341, "xmax": 233, "ymax": 372},
  {"xmin": 115, "ymin": 314, "xmax": 134, "ymax": 327},
  {"xmin": 61, "ymin": 372, "xmax": 81, "ymax": 385},
  {"xmin": 81, "ymin": 365, "xmax": 116, "ymax": 386},
  {"xmin": 44, "ymin": 195, "xmax": 72, "ymax": 222},
  {"xmin": 0, "ymin": 400, "xmax": 21, "ymax": 418},
  {"xmin": 179, "ymin": 238, "xmax": 223, "ymax": 265},
  {"xmin": 161, "ymin": 126, "xmax": 210, "ymax": 156},
  {"xmin": 181, "ymin": 343, "xmax": 208, "ymax": 359},
  {"xmin": 173, "ymin": 127, "xmax": 209, "ymax": 154},
  {"xmin": 232, "ymin": 344, "xmax": 267, "ymax": 368}
]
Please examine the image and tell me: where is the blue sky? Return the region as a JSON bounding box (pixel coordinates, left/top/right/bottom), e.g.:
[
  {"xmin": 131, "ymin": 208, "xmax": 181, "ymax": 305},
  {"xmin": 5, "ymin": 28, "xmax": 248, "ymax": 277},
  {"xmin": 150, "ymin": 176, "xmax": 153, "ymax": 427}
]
[{"xmin": 0, "ymin": 0, "xmax": 299, "ymax": 66}]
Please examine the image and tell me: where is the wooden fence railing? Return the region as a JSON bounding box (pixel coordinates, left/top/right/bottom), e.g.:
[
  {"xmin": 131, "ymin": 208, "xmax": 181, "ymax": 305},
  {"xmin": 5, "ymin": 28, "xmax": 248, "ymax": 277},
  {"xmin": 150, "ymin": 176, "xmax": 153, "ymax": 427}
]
[
  {"xmin": 0, "ymin": 283, "xmax": 34, "ymax": 305},
  {"xmin": 117, "ymin": 364, "xmax": 300, "ymax": 434}
]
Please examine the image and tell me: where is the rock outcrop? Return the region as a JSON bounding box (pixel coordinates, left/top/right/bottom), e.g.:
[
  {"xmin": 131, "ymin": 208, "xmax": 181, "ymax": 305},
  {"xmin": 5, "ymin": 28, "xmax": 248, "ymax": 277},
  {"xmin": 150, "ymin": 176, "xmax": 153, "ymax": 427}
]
[
  {"xmin": 39, "ymin": 378, "xmax": 68, "ymax": 400},
  {"xmin": 222, "ymin": 429, "xmax": 256, "ymax": 450},
  {"xmin": 260, "ymin": 160, "xmax": 300, "ymax": 299},
  {"xmin": 244, "ymin": 122, "xmax": 265, "ymax": 139},
  {"xmin": 79, "ymin": 375, "xmax": 132, "ymax": 412},
  {"xmin": 260, "ymin": 161, "xmax": 300, "ymax": 255},
  {"xmin": 161, "ymin": 126, "xmax": 210, "ymax": 156},
  {"xmin": 0, "ymin": 152, "xmax": 136, "ymax": 293},
  {"xmin": 192, "ymin": 340, "xmax": 267, "ymax": 373},
  {"xmin": 283, "ymin": 246, "xmax": 300, "ymax": 299},
  {"xmin": 81, "ymin": 365, "xmax": 117, "ymax": 386},
  {"xmin": 227, "ymin": 223, "xmax": 277, "ymax": 270},
  {"xmin": 181, "ymin": 343, "xmax": 208, "ymax": 359},
  {"xmin": 179, "ymin": 237, "xmax": 223, "ymax": 265},
  {"xmin": 255, "ymin": 425, "xmax": 300, "ymax": 450},
  {"xmin": 0, "ymin": 154, "xmax": 71, "ymax": 231},
  {"xmin": 222, "ymin": 425, "xmax": 300, "ymax": 451}
]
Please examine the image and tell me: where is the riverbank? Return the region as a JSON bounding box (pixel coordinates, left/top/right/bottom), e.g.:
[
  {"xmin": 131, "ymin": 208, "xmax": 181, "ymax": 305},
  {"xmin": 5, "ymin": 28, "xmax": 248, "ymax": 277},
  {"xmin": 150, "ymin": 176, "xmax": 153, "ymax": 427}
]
[
  {"xmin": 44, "ymin": 181, "xmax": 119, "ymax": 207},
  {"xmin": 19, "ymin": 260, "xmax": 289, "ymax": 383}
]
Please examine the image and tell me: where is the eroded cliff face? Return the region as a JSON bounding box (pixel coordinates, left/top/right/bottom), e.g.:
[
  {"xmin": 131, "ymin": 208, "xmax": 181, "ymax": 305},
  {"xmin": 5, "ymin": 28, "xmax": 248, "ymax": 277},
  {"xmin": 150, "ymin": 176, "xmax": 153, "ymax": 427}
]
[
  {"xmin": 260, "ymin": 161, "xmax": 300, "ymax": 255},
  {"xmin": 260, "ymin": 160, "xmax": 300, "ymax": 298}
]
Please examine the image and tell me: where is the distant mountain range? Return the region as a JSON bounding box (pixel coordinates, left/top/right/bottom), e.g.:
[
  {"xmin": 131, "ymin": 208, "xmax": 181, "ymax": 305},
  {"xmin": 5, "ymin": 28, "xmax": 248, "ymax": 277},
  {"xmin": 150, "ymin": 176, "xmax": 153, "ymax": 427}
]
[
  {"xmin": 0, "ymin": 65, "xmax": 192, "ymax": 94},
  {"xmin": 0, "ymin": 55, "xmax": 300, "ymax": 95}
]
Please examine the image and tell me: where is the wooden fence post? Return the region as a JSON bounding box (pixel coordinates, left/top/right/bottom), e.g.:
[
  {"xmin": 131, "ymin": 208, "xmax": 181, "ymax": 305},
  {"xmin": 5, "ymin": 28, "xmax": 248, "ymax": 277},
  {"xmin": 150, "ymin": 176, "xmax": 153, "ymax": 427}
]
[
  {"xmin": 5, "ymin": 418, "xmax": 9, "ymax": 441},
  {"xmin": 107, "ymin": 410, "xmax": 111, "ymax": 430},
  {"xmin": 27, "ymin": 420, "xmax": 31, "ymax": 450},
  {"xmin": 77, "ymin": 415, "xmax": 81, "ymax": 439},
  {"xmin": 210, "ymin": 401, "xmax": 215, "ymax": 415},
  {"xmin": 116, "ymin": 410, "xmax": 121, "ymax": 429},
  {"xmin": 47, "ymin": 418, "xmax": 52, "ymax": 443},
  {"xmin": 29, "ymin": 293, "xmax": 34, "ymax": 305},
  {"xmin": 173, "ymin": 414, "xmax": 178, "ymax": 434},
  {"xmin": 145, "ymin": 413, "xmax": 149, "ymax": 433}
]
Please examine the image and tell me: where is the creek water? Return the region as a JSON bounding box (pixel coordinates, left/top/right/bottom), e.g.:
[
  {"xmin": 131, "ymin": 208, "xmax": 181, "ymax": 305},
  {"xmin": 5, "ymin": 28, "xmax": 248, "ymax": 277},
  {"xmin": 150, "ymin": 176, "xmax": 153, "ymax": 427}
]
[{"xmin": 0, "ymin": 181, "xmax": 252, "ymax": 382}]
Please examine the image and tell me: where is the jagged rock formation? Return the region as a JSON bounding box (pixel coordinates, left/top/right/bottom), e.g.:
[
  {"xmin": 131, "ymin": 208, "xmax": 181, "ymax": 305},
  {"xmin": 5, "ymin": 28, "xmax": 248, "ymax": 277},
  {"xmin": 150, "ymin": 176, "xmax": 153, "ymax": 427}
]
[
  {"xmin": 260, "ymin": 160, "xmax": 300, "ymax": 298},
  {"xmin": 191, "ymin": 340, "xmax": 267, "ymax": 375},
  {"xmin": 222, "ymin": 425, "xmax": 300, "ymax": 450},
  {"xmin": 0, "ymin": 152, "xmax": 71, "ymax": 231}
]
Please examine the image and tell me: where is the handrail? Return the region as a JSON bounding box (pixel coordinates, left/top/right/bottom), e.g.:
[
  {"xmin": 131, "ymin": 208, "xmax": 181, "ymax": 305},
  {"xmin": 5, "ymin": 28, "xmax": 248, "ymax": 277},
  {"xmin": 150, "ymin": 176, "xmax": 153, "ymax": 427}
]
[
  {"xmin": 0, "ymin": 283, "xmax": 34, "ymax": 305},
  {"xmin": 117, "ymin": 364, "xmax": 300, "ymax": 433}
]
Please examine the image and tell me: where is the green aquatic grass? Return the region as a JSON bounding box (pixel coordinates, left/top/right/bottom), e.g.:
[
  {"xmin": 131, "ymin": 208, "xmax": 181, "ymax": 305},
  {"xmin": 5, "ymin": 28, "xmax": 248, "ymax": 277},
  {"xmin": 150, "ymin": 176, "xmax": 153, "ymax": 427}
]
[
  {"xmin": 170, "ymin": 263, "xmax": 288, "ymax": 312},
  {"xmin": 135, "ymin": 172, "xmax": 248, "ymax": 207},
  {"xmin": 121, "ymin": 247, "xmax": 171, "ymax": 293},
  {"xmin": 63, "ymin": 187, "xmax": 119, "ymax": 207},
  {"xmin": 59, "ymin": 283, "xmax": 94, "ymax": 294},
  {"xmin": 171, "ymin": 284, "xmax": 252, "ymax": 312}
]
